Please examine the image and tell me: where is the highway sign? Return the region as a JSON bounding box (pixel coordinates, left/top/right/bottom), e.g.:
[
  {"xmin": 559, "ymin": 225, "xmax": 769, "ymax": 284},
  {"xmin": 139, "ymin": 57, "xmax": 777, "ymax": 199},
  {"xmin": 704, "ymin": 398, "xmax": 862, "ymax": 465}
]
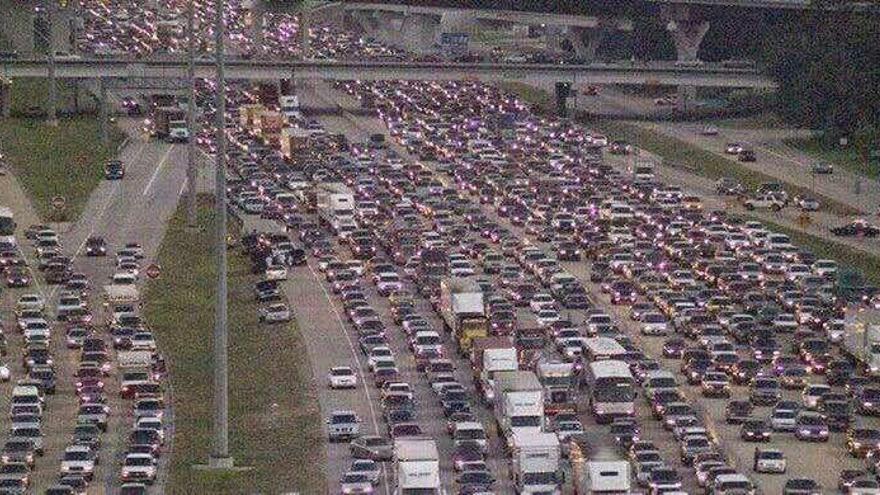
[
  {"xmin": 145, "ymin": 263, "xmax": 161, "ymax": 279},
  {"xmin": 51, "ymin": 196, "xmax": 66, "ymax": 210}
]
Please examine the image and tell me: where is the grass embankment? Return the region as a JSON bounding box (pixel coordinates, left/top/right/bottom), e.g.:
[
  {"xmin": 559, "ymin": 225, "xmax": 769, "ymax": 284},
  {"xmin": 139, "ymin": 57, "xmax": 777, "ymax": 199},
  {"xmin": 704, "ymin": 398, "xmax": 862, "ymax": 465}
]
[
  {"xmin": 1, "ymin": 78, "xmax": 124, "ymax": 221},
  {"xmin": 785, "ymin": 136, "xmax": 876, "ymax": 180},
  {"xmin": 144, "ymin": 195, "xmax": 325, "ymax": 495},
  {"xmin": 0, "ymin": 118, "xmax": 124, "ymax": 221}
]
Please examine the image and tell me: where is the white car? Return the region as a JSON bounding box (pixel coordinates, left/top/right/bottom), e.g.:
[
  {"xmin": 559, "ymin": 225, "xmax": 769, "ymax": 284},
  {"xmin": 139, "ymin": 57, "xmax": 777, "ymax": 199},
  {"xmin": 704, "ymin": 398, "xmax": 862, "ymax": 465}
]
[
  {"xmin": 535, "ymin": 308, "xmax": 560, "ymax": 327},
  {"xmin": 0, "ymin": 363, "xmax": 10, "ymax": 381},
  {"xmin": 529, "ymin": 293, "xmax": 556, "ymax": 313},
  {"xmin": 328, "ymin": 366, "xmax": 358, "ymax": 389},
  {"xmin": 367, "ymin": 347, "xmax": 394, "ymax": 372},
  {"xmin": 641, "ymin": 313, "xmax": 669, "ymax": 336},
  {"xmin": 16, "ymin": 294, "xmax": 45, "ymax": 312},
  {"xmin": 350, "ymin": 459, "xmax": 381, "ymax": 484},
  {"xmin": 120, "ymin": 453, "xmax": 157, "ymax": 483},
  {"xmin": 753, "ymin": 448, "xmax": 786, "ymax": 474},
  {"xmin": 265, "ymin": 265, "xmax": 288, "ymax": 281},
  {"xmin": 61, "ymin": 444, "xmax": 97, "ymax": 478},
  {"xmin": 259, "ymin": 303, "xmax": 291, "ymax": 323}
]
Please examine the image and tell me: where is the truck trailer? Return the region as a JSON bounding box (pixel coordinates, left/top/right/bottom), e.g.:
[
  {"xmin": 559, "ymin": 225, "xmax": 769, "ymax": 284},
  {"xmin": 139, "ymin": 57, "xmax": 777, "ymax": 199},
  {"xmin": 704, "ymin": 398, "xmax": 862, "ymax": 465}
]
[
  {"xmin": 492, "ymin": 370, "xmax": 544, "ymax": 445},
  {"xmin": 394, "ymin": 438, "xmax": 441, "ymax": 495},
  {"xmin": 510, "ymin": 431, "xmax": 562, "ymax": 495},
  {"xmin": 315, "ymin": 182, "xmax": 355, "ymax": 233},
  {"xmin": 843, "ymin": 307, "xmax": 880, "ymax": 376},
  {"xmin": 470, "ymin": 336, "xmax": 517, "ymax": 403}
]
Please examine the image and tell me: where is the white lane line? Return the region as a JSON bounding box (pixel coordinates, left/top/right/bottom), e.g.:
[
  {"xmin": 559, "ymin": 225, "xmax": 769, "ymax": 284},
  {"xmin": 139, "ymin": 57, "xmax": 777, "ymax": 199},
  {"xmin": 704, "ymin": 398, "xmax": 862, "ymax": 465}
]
[
  {"xmin": 143, "ymin": 145, "xmax": 176, "ymax": 197},
  {"xmin": 303, "ymin": 260, "xmax": 391, "ymax": 495}
]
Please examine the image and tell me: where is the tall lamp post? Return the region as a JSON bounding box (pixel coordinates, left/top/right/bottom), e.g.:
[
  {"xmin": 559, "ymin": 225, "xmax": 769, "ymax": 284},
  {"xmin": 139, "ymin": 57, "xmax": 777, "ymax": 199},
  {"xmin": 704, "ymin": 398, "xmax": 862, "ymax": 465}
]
[{"xmin": 210, "ymin": 0, "xmax": 233, "ymax": 470}]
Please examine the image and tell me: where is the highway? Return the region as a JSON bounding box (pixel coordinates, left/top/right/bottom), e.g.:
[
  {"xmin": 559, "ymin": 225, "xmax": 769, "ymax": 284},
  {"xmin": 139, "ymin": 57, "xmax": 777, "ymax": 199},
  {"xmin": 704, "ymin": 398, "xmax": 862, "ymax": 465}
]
[
  {"xmin": 0, "ymin": 58, "xmax": 776, "ymax": 89},
  {"xmin": 0, "ymin": 119, "xmax": 187, "ymax": 493}
]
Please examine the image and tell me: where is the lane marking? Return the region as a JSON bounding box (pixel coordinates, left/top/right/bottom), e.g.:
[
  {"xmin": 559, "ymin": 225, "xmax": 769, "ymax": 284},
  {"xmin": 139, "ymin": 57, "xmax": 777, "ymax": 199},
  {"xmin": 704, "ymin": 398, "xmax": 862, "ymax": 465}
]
[
  {"xmin": 302, "ymin": 260, "xmax": 391, "ymax": 495},
  {"xmin": 143, "ymin": 145, "xmax": 176, "ymax": 197}
]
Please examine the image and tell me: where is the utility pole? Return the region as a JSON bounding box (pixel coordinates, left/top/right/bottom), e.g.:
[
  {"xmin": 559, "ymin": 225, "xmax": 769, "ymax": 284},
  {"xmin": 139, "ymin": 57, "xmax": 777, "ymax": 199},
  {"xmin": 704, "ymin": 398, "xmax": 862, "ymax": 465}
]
[
  {"xmin": 186, "ymin": 0, "xmax": 198, "ymax": 227},
  {"xmin": 209, "ymin": 0, "xmax": 233, "ymax": 470},
  {"xmin": 45, "ymin": 1, "xmax": 58, "ymax": 126}
]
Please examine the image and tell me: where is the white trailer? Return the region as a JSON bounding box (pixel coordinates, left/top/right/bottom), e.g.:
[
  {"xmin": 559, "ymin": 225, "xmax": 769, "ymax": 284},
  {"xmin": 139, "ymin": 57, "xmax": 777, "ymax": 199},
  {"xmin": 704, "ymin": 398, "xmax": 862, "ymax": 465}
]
[
  {"xmin": 315, "ymin": 182, "xmax": 355, "ymax": 233},
  {"xmin": 510, "ymin": 431, "xmax": 561, "ymax": 495},
  {"xmin": 570, "ymin": 436, "xmax": 631, "ymax": 495},
  {"xmin": 492, "ymin": 371, "xmax": 544, "ymax": 445},
  {"xmin": 844, "ymin": 307, "xmax": 880, "ymax": 376},
  {"xmin": 440, "ymin": 277, "xmax": 488, "ymax": 352},
  {"xmin": 394, "ymin": 438, "xmax": 441, "ymax": 495}
]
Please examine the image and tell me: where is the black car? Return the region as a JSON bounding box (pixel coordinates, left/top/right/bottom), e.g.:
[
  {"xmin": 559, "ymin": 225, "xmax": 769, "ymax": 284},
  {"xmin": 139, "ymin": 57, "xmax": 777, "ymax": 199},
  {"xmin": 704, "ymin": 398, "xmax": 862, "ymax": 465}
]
[
  {"xmin": 84, "ymin": 237, "xmax": 107, "ymax": 256},
  {"xmin": 725, "ymin": 400, "xmax": 753, "ymax": 424},
  {"xmin": 741, "ymin": 419, "xmax": 772, "ymax": 442},
  {"xmin": 104, "ymin": 160, "xmax": 125, "ymax": 180}
]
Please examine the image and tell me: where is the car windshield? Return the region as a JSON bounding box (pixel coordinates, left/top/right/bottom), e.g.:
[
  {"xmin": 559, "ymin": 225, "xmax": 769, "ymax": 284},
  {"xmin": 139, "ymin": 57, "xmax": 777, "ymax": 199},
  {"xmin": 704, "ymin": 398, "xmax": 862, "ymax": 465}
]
[{"xmin": 332, "ymin": 414, "xmax": 357, "ymax": 424}]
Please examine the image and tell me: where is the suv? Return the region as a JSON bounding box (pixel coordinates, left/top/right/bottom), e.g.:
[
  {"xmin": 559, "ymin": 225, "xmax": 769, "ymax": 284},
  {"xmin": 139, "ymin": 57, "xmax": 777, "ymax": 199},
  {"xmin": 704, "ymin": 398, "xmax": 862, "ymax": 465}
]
[
  {"xmin": 104, "ymin": 160, "xmax": 125, "ymax": 180},
  {"xmin": 327, "ymin": 410, "xmax": 360, "ymax": 442},
  {"xmin": 85, "ymin": 237, "xmax": 107, "ymax": 257}
]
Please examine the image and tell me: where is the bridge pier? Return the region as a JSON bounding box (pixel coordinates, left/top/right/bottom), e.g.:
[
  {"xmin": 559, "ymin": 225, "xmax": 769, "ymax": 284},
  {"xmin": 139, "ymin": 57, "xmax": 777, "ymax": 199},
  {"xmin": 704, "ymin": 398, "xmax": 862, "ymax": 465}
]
[
  {"xmin": 97, "ymin": 78, "xmax": 108, "ymax": 146},
  {"xmin": 399, "ymin": 14, "xmax": 438, "ymax": 54},
  {"xmin": 250, "ymin": 3, "xmax": 265, "ymax": 58},
  {"xmin": 299, "ymin": 10, "xmax": 310, "ymax": 56},
  {"xmin": 662, "ymin": 5, "xmax": 709, "ymax": 62},
  {"xmin": 0, "ymin": 79, "xmax": 10, "ymax": 118},
  {"xmin": 438, "ymin": 10, "xmax": 475, "ymax": 39}
]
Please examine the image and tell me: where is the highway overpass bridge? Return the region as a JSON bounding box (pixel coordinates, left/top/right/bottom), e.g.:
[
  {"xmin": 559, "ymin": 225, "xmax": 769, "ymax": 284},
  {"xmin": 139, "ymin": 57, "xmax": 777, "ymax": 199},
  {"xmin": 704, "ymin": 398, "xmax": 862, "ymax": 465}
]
[{"xmin": 0, "ymin": 58, "xmax": 775, "ymax": 88}]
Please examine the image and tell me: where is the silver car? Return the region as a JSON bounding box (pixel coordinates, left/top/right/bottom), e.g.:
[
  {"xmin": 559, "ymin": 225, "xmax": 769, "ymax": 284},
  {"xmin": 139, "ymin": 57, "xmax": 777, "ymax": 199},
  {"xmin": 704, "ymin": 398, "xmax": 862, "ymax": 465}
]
[{"xmin": 327, "ymin": 410, "xmax": 360, "ymax": 442}]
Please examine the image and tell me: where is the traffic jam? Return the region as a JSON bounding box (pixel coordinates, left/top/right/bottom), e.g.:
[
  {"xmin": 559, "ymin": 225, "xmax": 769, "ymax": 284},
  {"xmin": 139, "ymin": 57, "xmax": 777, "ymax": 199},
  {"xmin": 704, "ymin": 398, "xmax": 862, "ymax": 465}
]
[
  {"xmin": 212, "ymin": 69, "xmax": 880, "ymax": 495},
  {"xmin": 0, "ymin": 221, "xmax": 167, "ymax": 495}
]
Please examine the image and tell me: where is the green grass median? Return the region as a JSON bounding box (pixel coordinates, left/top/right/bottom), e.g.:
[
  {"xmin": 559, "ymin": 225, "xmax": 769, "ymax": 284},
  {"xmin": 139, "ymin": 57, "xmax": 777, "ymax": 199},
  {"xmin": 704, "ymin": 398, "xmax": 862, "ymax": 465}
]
[
  {"xmin": 0, "ymin": 117, "xmax": 124, "ymax": 221},
  {"xmin": 144, "ymin": 195, "xmax": 325, "ymax": 495}
]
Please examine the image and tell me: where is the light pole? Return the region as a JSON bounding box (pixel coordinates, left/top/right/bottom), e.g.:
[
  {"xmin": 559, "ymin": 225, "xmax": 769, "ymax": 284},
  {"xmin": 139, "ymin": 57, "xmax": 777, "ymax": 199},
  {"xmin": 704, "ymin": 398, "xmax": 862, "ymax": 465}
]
[
  {"xmin": 210, "ymin": 0, "xmax": 233, "ymax": 470},
  {"xmin": 186, "ymin": 0, "xmax": 198, "ymax": 227},
  {"xmin": 43, "ymin": 1, "xmax": 58, "ymax": 126}
]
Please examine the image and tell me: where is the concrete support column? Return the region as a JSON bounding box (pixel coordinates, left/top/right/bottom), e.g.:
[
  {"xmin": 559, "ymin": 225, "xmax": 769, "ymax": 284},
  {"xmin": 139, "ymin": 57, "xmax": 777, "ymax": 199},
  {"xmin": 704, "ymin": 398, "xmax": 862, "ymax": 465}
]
[
  {"xmin": 299, "ymin": 10, "xmax": 310, "ymax": 56},
  {"xmin": 97, "ymin": 77, "xmax": 107, "ymax": 145},
  {"xmin": 399, "ymin": 14, "xmax": 438, "ymax": 54},
  {"xmin": 544, "ymin": 25, "xmax": 566, "ymax": 53},
  {"xmin": 250, "ymin": 5, "xmax": 264, "ymax": 58},
  {"xmin": 375, "ymin": 12, "xmax": 402, "ymax": 46},
  {"xmin": 662, "ymin": 5, "xmax": 709, "ymax": 62},
  {"xmin": 0, "ymin": 79, "xmax": 11, "ymax": 118},
  {"xmin": 438, "ymin": 10, "xmax": 474, "ymax": 39}
]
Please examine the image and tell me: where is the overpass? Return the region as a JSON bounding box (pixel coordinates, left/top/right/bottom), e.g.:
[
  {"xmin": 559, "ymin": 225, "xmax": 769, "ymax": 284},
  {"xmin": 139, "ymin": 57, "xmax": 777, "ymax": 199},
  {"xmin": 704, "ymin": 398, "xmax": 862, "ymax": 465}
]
[
  {"xmin": 0, "ymin": 58, "xmax": 776, "ymax": 88},
  {"xmin": 647, "ymin": 0, "xmax": 880, "ymax": 11}
]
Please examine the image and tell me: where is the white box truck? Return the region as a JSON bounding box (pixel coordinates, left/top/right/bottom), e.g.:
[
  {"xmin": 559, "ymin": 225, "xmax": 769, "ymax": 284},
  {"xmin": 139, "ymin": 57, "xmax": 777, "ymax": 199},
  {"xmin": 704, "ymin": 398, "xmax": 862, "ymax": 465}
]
[
  {"xmin": 315, "ymin": 182, "xmax": 355, "ymax": 233},
  {"xmin": 394, "ymin": 438, "xmax": 441, "ymax": 495},
  {"xmin": 470, "ymin": 336, "xmax": 518, "ymax": 403},
  {"xmin": 844, "ymin": 307, "xmax": 880, "ymax": 376},
  {"xmin": 570, "ymin": 435, "xmax": 631, "ymax": 494},
  {"xmin": 510, "ymin": 431, "xmax": 562, "ymax": 495},
  {"xmin": 492, "ymin": 371, "xmax": 544, "ymax": 445}
]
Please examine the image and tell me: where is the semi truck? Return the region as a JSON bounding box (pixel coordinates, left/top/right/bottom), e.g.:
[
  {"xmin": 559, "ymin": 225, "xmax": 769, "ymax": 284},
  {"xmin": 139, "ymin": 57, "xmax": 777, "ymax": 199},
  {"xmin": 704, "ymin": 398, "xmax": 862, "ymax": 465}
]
[
  {"xmin": 439, "ymin": 277, "xmax": 488, "ymax": 352},
  {"xmin": 394, "ymin": 438, "xmax": 441, "ymax": 495},
  {"xmin": 510, "ymin": 431, "xmax": 562, "ymax": 495},
  {"xmin": 570, "ymin": 435, "xmax": 631, "ymax": 494},
  {"xmin": 536, "ymin": 361, "xmax": 578, "ymax": 416},
  {"xmin": 152, "ymin": 106, "xmax": 188, "ymax": 142},
  {"xmin": 253, "ymin": 110, "xmax": 284, "ymax": 145},
  {"xmin": 279, "ymin": 127, "xmax": 312, "ymax": 158},
  {"xmin": 316, "ymin": 183, "xmax": 355, "ymax": 233},
  {"xmin": 470, "ymin": 336, "xmax": 518, "ymax": 403},
  {"xmin": 843, "ymin": 307, "xmax": 880, "ymax": 376},
  {"xmin": 492, "ymin": 371, "xmax": 544, "ymax": 445}
]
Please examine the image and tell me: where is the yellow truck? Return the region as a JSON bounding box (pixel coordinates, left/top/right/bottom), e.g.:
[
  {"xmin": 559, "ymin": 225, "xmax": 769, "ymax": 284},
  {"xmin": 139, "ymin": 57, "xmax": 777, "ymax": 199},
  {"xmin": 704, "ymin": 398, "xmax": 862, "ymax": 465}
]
[{"xmin": 439, "ymin": 277, "xmax": 488, "ymax": 353}]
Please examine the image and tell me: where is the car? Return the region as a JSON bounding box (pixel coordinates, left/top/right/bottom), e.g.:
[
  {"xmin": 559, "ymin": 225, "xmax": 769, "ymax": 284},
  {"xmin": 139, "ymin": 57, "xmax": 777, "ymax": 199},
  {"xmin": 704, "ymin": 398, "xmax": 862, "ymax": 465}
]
[
  {"xmin": 740, "ymin": 419, "xmax": 771, "ymax": 442},
  {"xmin": 328, "ymin": 366, "xmax": 357, "ymax": 389},
  {"xmin": 120, "ymin": 453, "xmax": 157, "ymax": 484},
  {"xmin": 104, "ymin": 160, "xmax": 125, "ymax": 179},
  {"xmin": 783, "ymin": 478, "xmax": 821, "ymax": 495},
  {"xmin": 84, "ymin": 237, "xmax": 107, "ymax": 256},
  {"xmin": 794, "ymin": 411, "xmax": 829, "ymax": 441},
  {"xmin": 259, "ymin": 303, "xmax": 291, "ymax": 323},
  {"xmin": 753, "ymin": 447, "xmax": 786, "ymax": 473},
  {"xmin": 349, "ymin": 459, "xmax": 381, "ymax": 485},
  {"xmin": 327, "ymin": 410, "xmax": 360, "ymax": 442},
  {"xmin": 60, "ymin": 445, "xmax": 97, "ymax": 479},
  {"xmin": 811, "ymin": 162, "xmax": 833, "ymax": 174},
  {"xmin": 349, "ymin": 435, "xmax": 393, "ymax": 461},
  {"xmin": 340, "ymin": 472, "xmax": 374, "ymax": 494}
]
